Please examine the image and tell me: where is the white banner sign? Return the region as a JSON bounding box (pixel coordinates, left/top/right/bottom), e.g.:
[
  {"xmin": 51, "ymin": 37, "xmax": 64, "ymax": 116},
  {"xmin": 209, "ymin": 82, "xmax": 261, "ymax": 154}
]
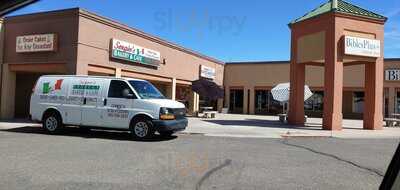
[
  {"xmin": 16, "ymin": 34, "xmax": 56, "ymax": 53},
  {"xmin": 344, "ymin": 36, "xmax": 381, "ymax": 58},
  {"xmin": 200, "ymin": 65, "xmax": 216, "ymax": 80},
  {"xmin": 385, "ymin": 69, "xmax": 400, "ymax": 81}
]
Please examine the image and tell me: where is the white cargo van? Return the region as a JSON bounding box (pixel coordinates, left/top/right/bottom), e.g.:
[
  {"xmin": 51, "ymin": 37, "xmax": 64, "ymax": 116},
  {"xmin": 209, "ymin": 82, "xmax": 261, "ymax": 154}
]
[{"xmin": 30, "ymin": 75, "xmax": 188, "ymax": 139}]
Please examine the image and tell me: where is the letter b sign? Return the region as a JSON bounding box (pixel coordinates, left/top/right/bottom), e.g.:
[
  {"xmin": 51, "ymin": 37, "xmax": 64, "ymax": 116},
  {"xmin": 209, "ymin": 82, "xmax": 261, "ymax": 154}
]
[{"xmin": 386, "ymin": 70, "xmax": 400, "ymax": 81}]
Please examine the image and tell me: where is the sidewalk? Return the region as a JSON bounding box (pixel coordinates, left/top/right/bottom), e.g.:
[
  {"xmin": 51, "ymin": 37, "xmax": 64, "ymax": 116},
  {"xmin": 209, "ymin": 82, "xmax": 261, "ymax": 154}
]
[{"xmin": 185, "ymin": 114, "xmax": 400, "ymax": 139}]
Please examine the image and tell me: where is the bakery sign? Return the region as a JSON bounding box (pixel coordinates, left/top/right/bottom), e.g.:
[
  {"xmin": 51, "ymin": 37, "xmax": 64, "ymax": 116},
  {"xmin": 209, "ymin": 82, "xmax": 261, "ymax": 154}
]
[
  {"xmin": 344, "ymin": 36, "xmax": 381, "ymax": 58},
  {"xmin": 111, "ymin": 39, "xmax": 161, "ymax": 66},
  {"xmin": 16, "ymin": 34, "xmax": 57, "ymax": 53},
  {"xmin": 200, "ymin": 65, "xmax": 216, "ymax": 80},
  {"xmin": 385, "ymin": 69, "xmax": 400, "ymax": 81}
]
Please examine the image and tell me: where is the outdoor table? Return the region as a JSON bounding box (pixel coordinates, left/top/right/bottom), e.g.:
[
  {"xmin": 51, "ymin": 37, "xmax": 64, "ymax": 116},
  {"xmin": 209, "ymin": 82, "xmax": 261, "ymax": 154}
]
[
  {"xmin": 391, "ymin": 113, "xmax": 400, "ymax": 119},
  {"xmin": 200, "ymin": 107, "xmax": 214, "ymax": 112},
  {"xmin": 277, "ymin": 114, "xmax": 287, "ymax": 123},
  {"xmin": 384, "ymin": 118, "xmax": 400, "ymax": 127}
]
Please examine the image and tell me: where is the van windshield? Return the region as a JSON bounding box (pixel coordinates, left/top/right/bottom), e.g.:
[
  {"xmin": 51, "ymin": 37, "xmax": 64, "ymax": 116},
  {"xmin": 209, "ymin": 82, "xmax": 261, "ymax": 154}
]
[{"xmin": 128, "ymin": 80, "xmax": 165, "ymax": 99}]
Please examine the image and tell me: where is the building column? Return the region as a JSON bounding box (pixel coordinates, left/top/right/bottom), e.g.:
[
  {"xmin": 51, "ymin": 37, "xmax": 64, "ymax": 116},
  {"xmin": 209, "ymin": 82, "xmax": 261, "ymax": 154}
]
[
  {"xmin": 188, "ymin": 91, "xmax": 200, "ymax": 115},
  {"xmin": 288, "ymin": 63, "xmax": 305, "ymax": 125},
  {"xmin": 115, "ymin": 68, "xmax": 122, "ymax": 77},
  {"xmin": 224, "ymin": 87, "xmax": 230, "ymax": 108},
  {"xmin": 322, "ymin": 29, "xmax": 343, "ymax": 131},
  {"xmin": 243, "ymin": 88, "xmax": 249, "ymax": 114},
  {"xmin": 0, "ymin": 64, "xmax": 16, "ymax": 119},
  {"xmin": 217, "ymin": 98, "xmax": 223, "ymax": 112},
  {"xmin": 171, "ymin": 78, "xmax": 176, "ymax": 101},
  {"xmin": 249, "ymin": 87, "xmax": 255, "ymax": 115},
  {"xmin": 363, "ymin": 59, "xmax": 384, "ymax": 130}
]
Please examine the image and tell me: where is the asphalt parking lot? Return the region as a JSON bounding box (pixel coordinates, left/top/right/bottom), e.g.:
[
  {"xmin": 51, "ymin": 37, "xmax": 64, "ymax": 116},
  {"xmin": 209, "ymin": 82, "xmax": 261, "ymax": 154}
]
[{"xmin": 0, "ymin": 124, "xmax": 398, "ymax": 190}]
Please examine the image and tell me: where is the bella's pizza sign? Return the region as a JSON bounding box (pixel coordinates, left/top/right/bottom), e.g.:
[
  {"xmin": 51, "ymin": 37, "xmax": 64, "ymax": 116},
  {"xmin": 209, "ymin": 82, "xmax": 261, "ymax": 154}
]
[
  {"xmin": 16, "ymin": 34, "xmax": 57, "ymax": 53},
  {"xmin": 111, "ymin": 39, "xmax": 161, "ymax": 66},
  {"xmin": 344, "ymin": 36, "xmax": 381, "ymax": 58}
]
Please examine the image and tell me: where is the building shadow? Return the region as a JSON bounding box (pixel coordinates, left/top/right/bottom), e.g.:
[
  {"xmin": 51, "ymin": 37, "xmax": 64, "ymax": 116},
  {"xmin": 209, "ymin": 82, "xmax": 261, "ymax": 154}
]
[
  {"xmin": 0, "ymin": 126, "xmax": 178, "ymax": 142},
  {"xmin": 202, "ymin": 118, "xmax": 323, "ymax": 131}
]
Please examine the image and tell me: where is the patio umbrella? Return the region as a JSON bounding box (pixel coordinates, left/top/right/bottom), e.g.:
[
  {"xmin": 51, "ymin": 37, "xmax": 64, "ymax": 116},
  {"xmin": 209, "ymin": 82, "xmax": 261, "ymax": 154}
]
[
  {"xmin": 192, "ymin": 79, "xmax": 224, "ymax": 100},
  {"xmin": 271, "ymin": 82, "xmax": 313, "ymax": 103}
]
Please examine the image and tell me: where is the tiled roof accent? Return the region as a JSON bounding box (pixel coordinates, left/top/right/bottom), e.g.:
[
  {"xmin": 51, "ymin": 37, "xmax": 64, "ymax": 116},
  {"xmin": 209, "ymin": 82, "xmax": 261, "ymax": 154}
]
[{"xmin": 290, "ymin": 0, "xmax": 387, "ymax": 25}]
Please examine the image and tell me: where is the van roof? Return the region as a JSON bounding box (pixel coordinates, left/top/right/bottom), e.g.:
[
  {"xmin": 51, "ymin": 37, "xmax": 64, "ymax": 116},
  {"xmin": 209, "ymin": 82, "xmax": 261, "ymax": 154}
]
[{"xmin": 40, "ymin": 75, "xmax": 146, "ymax": 81}]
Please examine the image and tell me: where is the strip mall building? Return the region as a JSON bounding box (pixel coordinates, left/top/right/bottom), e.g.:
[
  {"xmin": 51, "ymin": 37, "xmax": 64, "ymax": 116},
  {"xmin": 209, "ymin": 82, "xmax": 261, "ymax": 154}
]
[
  {"xmin": 0, "ymin": 2, "xmax": 398, "ymax": 121},
  {"xmin": 0, "ymin": 8, "xmax": 224, "ymax": 119}
]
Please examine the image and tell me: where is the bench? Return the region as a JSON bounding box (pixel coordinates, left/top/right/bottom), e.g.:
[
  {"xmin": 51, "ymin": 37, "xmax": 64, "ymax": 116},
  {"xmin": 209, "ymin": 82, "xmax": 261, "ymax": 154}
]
[
  {"xmin": 384, "ymin": 118, "xmax": 400, "ymax": 127},
  {"xmin": 277, "ymin": 114, "xmax": 308, "ymax": 123},
  {"xmin": 277, "ymin": 114, "xmax": 287, "ymax": 123},
  {"xmin": 203, "ymin": 111, "xmax": 218, "ymax": 118}
]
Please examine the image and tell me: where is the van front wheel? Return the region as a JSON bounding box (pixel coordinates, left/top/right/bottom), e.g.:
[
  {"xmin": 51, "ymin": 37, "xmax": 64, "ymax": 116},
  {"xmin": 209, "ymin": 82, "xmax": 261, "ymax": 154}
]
[
  {"xmin": 131, "ymin": 118, "xmax": 154, "ymax": 139},
  {"xmin": 42, "ymin": 112, "xmax": 62, "ymax": 134}
]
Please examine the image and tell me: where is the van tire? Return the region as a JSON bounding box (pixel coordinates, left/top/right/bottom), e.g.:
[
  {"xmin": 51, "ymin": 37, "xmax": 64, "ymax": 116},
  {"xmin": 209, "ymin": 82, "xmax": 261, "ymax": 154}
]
[
  {"xmin": 42, "ymin": 111, "xmax": 63, "ymax": 134},
  {"xmin": 130, "ymin": 117, "xmax": 154, "ymax": 139}
]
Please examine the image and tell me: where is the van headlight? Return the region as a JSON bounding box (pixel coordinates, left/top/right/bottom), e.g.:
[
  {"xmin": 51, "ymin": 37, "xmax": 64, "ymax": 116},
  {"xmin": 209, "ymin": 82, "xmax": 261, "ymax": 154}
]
[{"xmin": 160, "ymin": 107, "xmax": 175, "ymax": 120}]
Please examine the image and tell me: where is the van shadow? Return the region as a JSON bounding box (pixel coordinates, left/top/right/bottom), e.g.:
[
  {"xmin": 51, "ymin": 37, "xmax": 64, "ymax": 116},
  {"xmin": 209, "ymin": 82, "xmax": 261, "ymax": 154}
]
[
  {"xmin": 202, "ymin": 119, "xmax": 324, "ymax": 131},
  {"xmin": 0, "ymin": 126, "xmax": 178, "ymax": 142}
]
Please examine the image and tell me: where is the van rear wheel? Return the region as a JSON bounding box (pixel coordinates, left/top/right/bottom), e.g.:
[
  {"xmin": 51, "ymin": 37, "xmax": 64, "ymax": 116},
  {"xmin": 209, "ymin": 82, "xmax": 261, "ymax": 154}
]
[
  {"xmin": 130, "ymin": 118, "xmax": 154, "ymax": 139},
  {"xmin": 42, "ymin": 111, "xmax": 62, "ymax": 134}
]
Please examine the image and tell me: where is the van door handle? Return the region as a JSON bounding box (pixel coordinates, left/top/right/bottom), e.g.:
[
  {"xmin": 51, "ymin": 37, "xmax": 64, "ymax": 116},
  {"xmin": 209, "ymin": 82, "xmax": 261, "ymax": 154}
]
[
  {"xmin": 83, "ymin": 97, "xmax": 87, "ymax": 105},
  {"xmin": 103, "ymin": 98, "xmax": 107, "ymax": 106}
]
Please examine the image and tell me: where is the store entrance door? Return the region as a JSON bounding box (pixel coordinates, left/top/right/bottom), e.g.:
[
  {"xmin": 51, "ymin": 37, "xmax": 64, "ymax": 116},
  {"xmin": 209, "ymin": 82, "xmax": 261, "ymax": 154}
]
[
  {"xmin": 229, "ymin": 89, "xmax": 244, "ymax": 114},
  {"xmin": 14, "ymin": 73, "xmax": 43, "ymax": 118}
]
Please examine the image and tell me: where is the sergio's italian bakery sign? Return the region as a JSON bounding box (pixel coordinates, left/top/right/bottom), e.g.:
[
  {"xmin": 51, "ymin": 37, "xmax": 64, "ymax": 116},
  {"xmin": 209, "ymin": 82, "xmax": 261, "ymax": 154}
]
[{"xmin": 16, "ymin": 34, "xmax": 57, "ymax": 53}]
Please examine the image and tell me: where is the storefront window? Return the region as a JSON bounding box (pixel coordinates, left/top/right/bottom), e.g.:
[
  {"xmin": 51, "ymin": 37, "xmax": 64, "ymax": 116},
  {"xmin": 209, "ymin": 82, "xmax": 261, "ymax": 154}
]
[
  {"xmin": 255, "ymin": 90, "xmax": 268, "ymax": 114},
  {"xmin": 254, "ymin": 90, "xmax": 284, "ymax": 115},
  {"xmin": 304, "ymin": 91, "xmax": 324, "ymax": 112},
  {"xmin": 384, "ymin": 88, "xmax": 389, "ymax": 117},
  {"xmin": 396, "ymin": 91, "xmax": 400, "ymax": 114},
  {"xmin": 353, "ymin": 92, "xmax": 364, "ymax": 113}
]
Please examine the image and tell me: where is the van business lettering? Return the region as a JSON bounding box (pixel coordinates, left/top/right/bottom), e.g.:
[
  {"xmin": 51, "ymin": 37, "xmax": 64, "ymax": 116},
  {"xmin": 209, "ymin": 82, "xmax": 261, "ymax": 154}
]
[{"xmin": 72, "ymin": 84, "xmax": 100, "ymax": 96}]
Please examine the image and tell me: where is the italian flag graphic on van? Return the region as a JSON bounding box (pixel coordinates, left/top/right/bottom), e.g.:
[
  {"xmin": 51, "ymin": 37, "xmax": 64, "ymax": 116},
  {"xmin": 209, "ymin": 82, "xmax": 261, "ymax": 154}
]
[{"xmin": 43, "ymin": 79, "xmax": 63, "ymax": 94}]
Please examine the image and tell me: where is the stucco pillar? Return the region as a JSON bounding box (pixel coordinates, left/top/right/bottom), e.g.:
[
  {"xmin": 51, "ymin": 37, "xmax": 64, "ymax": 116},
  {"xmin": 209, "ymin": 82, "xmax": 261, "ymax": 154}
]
[
  {"xmin": 363, "ymin": 59, "xmax": 384, "ymax": 130},
  {"xmin": 322, "ymin": 30, "xmax": 343, "ymax": 131},
  {"xmin": 217, "ymin": 98, "xmax": 223, "ymax": 112},
  {"xmin": 171, "ymin": 78, "xmax": 176, "ymax": 101},
  {"xmin": 188, "ymin": 91, "xmax": 199, "ymax": 115},
  {"xmin": 115, "ymin": 68, "xmax": 122, "ymax": 77},
  {"xmin": 0, "ymin": 64, "xmax": 16, "ymax": 119},
  {"xmin": 249, "ymin": 87, "xmax": 255, "ymax": 114},
  {"xmin": 243, "ymin": 88, "xmax": 249, "ymax": 114},
  {"xmin": 288, "ymin": 63, "xmax": 305, "ymax": 125},
  {"xmin": 224, "ymin": 87, "xmax": 230, "ymax": 108}
]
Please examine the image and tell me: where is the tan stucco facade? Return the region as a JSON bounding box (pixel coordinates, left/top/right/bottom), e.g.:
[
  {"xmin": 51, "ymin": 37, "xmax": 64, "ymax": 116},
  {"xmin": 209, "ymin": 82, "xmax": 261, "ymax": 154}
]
[
  {"xmin": 0, "ymin": 8, "xmax": 224, "ymax": 119},
  {"xmin": 224, "ymin": 59, "xmax": 400, "ymax": 119}
]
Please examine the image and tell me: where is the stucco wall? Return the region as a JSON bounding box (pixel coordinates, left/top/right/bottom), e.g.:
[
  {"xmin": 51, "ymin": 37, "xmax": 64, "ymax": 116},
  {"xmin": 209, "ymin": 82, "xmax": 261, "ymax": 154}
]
[{"xmin": 76, "ymin": 9, "xmax": 224, "ymax": 85}]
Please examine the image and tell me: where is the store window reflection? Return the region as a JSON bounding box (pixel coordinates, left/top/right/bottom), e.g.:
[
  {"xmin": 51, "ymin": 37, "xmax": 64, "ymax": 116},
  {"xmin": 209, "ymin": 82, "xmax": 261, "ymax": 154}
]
[
  {"xmin": 353, "ymin": 92, "xmax": 365, "ymax": 113},
  {"xmin": 254, "ymin": 89, "xmax": 283, "ymax": 115},
  {"xmin": 304, "ymin": 91, "xmax": 324, "ymax": 112}
]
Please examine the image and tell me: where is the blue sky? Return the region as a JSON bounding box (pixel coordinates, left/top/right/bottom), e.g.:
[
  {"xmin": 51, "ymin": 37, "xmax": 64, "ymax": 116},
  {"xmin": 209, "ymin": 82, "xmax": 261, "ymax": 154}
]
[{"xmin": 8, "ymin": 0, "xmax": 400, "ymax": 62}]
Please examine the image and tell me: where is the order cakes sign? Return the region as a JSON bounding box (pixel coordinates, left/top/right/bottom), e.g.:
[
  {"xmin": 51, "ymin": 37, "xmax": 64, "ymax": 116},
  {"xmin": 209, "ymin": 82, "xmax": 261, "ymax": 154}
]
[
  {"xmin": 16, "ymin": 34, "xmax": 57, "ymax": 53},
  {"xmin": 111, "ymin": 39, "xmax": 161, "ymax": 66}
]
